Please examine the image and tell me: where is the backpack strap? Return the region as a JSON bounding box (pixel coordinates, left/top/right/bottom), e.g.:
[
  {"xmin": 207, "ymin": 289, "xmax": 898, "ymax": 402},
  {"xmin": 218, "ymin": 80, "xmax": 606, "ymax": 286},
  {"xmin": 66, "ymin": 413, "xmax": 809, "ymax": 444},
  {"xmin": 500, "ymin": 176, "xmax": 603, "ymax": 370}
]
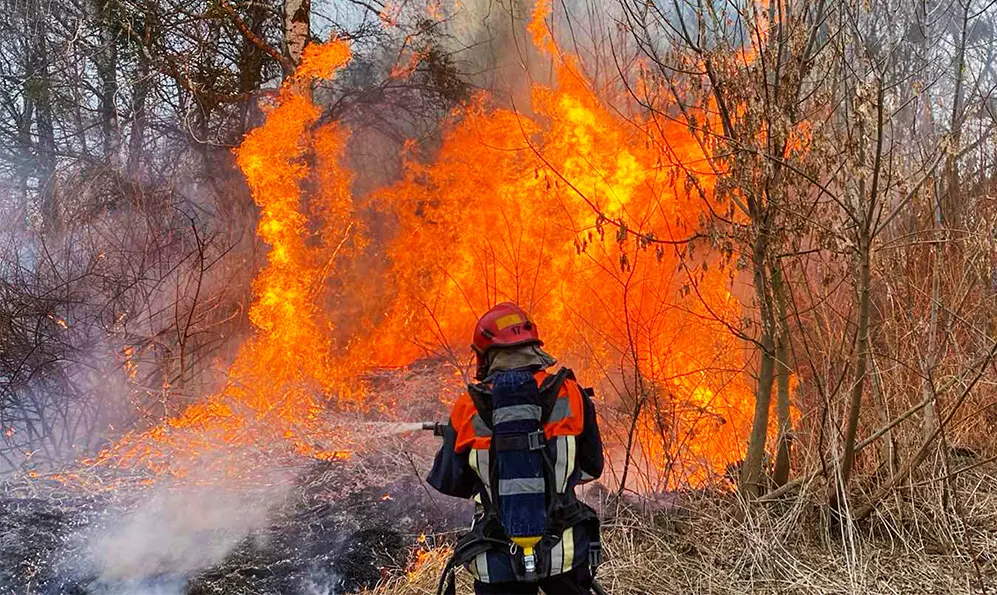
[
  {"xmin": 537, "ymin": 367, "xmax": 575, "ymax": 424},
  {"xmin": 468, "ymin": 367, "xmax": 580, "ymax": 430},
  {"xmin": 435, "ymin": 527, "xmax": 508, "ymax": 595},
  {"xmin": 467, "ymin": 382, "xmax": 493, "ymax": 428},
  {"xmin": 493, "ymin": 430, "xmax": 546, "ymax": 451}
]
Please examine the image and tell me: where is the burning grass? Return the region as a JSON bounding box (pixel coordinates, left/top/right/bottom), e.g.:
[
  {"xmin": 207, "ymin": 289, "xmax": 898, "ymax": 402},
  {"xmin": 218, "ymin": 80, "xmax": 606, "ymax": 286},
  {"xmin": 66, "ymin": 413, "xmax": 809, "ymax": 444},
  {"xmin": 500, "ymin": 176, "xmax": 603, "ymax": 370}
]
[
  {"xmin": 0, "ymin": 361, "xmax": 463, "ymax": 594},
  {"xmin": 78, "ymin": 38, "xmax": 366, "ymax": 486}
]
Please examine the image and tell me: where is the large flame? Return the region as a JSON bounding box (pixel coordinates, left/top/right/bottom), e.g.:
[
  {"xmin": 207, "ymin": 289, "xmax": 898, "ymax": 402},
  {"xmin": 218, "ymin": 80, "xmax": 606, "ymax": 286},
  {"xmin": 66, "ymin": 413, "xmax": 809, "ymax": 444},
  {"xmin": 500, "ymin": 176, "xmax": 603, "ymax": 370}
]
[
  {"xmin": 87, "ymin": 40, "xmax": 357, "ymax": 478},
  {"xmin": 90, "ymin": 2, "xmax": 761, "ymax": 491},
  {"xmin": 339, "ymin": 9, "xmax": 756, "ymax": 487}
]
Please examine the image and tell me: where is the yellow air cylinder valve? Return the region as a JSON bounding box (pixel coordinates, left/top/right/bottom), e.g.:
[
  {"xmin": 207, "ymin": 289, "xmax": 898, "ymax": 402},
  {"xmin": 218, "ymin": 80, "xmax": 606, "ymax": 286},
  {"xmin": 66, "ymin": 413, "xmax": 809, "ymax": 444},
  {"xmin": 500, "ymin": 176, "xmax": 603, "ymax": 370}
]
[{"xmin": 512, "ymin": 536, "xmax": 541, "ymax": 577}]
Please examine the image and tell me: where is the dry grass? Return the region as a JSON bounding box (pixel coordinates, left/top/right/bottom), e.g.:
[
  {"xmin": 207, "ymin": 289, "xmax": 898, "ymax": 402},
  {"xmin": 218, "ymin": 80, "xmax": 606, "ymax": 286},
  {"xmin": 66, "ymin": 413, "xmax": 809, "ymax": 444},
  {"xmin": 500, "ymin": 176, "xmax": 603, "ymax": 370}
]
[{"xmin": 365, "ymin": 465, "xmax": 997, "ymax": 595}]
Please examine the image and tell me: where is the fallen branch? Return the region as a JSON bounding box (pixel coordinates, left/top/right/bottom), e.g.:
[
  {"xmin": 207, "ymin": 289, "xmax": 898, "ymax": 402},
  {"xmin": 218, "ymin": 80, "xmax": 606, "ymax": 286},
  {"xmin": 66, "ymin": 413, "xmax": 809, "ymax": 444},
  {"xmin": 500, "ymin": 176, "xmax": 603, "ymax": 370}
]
[{"xmin": 910, "ymin": 453, "xmax": 997, "ymax": 489}]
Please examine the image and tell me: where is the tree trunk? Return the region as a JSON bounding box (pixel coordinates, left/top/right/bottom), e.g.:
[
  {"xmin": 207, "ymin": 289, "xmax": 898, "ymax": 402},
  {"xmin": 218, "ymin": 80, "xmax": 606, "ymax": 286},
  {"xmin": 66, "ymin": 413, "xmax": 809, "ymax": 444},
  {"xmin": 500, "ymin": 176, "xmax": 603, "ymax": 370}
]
[
  {"xmin": 869, "ymin": 347, "xmax": 898, "ymax": 476},
  {"xmin": 237, "ymin": 2, "xmax": 269, "ymax": 134},
  {"xmin": 839, "ymin": 239, "xmax": 871, "ymax": 490},
  {"xmin": 95, "ymin": 0, "xmax": 121, "ymax": 167},
  {"xmin": 927, "ymin": 2, "xmax": 969, "ymax": 441},
  {"xmin": 283, "ymin": 0, "xmax": 310, "ymax": 73},
  {"xmin": 921, "ymin": 213, "xmax": 942, "ymax": 441},
  {"xmin": 836, "ymin": 75, "xmax": 884, "ymax": 507},
  {"xmin": 741, "ymin": 231, "xmax": 777, "ymax": 499},
  {"xmin": 33, "ymin": 25, "xmax": 58, "ymax": 230},
  {"xmin": 942, "ymin": 2, "xmax": 968, "ymax": 229},
  {"xmin": 17, "ymin": 72, "xmax": 35, "ymax": 210},
  {"xmin": 771, "ymin": 259, "xmax": 793, "ymax": 486},
  {"xmin": 126, "ymin": 11, "xmax": 152, "ymax": 179}
]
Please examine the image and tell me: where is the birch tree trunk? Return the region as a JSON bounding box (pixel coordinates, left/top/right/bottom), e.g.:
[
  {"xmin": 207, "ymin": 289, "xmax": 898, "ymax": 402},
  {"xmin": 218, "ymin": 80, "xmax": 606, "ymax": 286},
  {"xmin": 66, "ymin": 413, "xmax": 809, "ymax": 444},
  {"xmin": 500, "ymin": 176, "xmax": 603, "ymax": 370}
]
[{"xmin": 283, "ymin": 0, "xmax": 310, "ymax": 74}]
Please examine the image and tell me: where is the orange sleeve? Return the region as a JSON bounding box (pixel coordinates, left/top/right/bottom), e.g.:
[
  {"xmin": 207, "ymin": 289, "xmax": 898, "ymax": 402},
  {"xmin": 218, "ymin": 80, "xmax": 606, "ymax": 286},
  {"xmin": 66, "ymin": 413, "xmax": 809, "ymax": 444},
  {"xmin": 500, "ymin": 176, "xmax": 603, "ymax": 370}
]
[
  {"xmin": 450, "ymin": 393, "xmax": 486, "ymax": 453},
  {"xmin": 545, "ymin": 378, "xmax": 586, "ymax": 437}
]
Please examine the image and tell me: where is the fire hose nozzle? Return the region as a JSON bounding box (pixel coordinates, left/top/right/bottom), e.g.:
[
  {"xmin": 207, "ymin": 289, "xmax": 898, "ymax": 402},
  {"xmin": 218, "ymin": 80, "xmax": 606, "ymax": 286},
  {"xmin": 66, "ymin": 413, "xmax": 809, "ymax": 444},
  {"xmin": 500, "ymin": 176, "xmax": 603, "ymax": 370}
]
[{"xmin": 421, "ymin": 422, "xmax": 445, "ymax": 437}]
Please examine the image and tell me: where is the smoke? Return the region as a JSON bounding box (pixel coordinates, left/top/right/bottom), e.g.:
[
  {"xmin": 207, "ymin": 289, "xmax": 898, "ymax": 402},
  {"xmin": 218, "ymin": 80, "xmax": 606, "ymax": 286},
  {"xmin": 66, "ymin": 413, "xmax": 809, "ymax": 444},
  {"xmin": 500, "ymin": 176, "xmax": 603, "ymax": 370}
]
[
  {"xmin": 442, "ymin": 0, "xmax": 545, "ymax": 103},
  {"xmin": 0, "ymin": 178, "xmax": 257, "ymax": 476},
  {"xmin": 299, "ymin": 573, "xmax": 342, "ymax": 595},
  {"xmin": 82, "ymin": 448, "xmax": 294, "ymax": 593}
]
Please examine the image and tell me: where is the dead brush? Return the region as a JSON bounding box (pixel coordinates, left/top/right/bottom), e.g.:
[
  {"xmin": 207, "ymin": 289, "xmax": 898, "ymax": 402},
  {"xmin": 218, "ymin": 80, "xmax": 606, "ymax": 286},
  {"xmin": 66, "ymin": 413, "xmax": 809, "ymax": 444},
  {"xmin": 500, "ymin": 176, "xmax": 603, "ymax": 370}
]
[{"xmin": 364, "ymin": 461, "xmax": 997, "ymax": 595}]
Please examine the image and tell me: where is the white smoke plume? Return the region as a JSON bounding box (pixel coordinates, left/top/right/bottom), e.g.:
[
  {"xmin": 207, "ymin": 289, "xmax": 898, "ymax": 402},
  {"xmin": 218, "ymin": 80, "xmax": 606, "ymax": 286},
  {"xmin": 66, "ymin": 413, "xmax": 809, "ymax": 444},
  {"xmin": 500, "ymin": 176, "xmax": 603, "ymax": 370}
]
[{"xmin": 83, "ymin": 450, "xmax": 295, "ymax": 593}]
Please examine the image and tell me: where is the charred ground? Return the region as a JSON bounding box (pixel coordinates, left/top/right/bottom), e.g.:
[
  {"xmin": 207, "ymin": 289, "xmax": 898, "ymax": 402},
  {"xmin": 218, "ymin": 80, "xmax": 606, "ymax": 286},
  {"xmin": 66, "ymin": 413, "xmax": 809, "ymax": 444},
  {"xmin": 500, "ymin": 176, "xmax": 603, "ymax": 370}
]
[
  {"xmin": 0, "ymin": 363, "xmax": 470, "ymax": 595},
  {"xmin": 0, "ymin": 458, "xmax": 470, "ymax": 595}
]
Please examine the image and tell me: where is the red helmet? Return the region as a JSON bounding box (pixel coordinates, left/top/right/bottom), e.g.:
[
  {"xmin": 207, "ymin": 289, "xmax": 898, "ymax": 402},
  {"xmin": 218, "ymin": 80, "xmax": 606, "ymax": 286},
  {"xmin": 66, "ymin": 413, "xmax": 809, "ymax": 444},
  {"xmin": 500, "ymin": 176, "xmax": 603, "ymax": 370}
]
[{"xmin": 471, "ymin": 302, "xmax": 542, "ymax": 356}]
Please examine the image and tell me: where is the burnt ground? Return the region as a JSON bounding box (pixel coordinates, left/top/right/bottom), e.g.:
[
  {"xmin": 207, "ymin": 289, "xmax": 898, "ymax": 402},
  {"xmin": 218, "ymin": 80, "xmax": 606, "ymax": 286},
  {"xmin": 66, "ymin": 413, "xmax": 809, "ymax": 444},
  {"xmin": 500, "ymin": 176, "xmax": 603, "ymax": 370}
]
[
  {"xmin": 182, "ymin": 461, "xmax": 470, "ymax": 595},
  {"xmin": 0, "ymin": 457, "xmax": 471, "ymax": 595},
  {"xmin": 0, "ymin": 361, "xmax": 470, "ymax": 595}
]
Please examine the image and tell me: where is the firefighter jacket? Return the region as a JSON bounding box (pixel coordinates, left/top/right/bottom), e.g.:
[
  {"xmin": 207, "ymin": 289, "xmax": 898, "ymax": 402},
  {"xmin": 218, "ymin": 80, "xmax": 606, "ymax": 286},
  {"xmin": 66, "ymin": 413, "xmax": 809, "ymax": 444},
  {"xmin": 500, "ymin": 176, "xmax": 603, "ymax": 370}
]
[{"xmin": 427, "ymin": 366, "xmax": 604, "ymax": 585}]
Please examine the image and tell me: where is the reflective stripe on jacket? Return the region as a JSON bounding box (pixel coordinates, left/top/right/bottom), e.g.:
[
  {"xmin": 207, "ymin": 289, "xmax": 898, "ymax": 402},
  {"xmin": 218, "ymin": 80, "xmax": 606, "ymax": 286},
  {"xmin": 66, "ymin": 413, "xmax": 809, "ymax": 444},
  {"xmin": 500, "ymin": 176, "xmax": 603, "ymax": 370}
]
[{"xmin": 427, "ymin": 367, "xmax": 604, "ymax": 583}]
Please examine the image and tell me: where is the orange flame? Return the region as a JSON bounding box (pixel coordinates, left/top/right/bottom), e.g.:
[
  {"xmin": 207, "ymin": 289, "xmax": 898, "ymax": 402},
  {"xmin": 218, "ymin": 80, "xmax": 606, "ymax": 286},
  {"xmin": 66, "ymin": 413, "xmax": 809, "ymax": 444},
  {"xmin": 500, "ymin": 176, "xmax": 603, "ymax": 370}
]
[
  {"xmin": 527, "ymin": 0, "xmax": 556, "ymax": 56},
  {"xmin": 334, "ymin": 7, "xmax": 755, "ymax": 487},
  {"xmin": 88, "ymin": 1, "xmax": 769, "ymax": 493},
  {"xmin": 407, "ymin": 545, "xmax": 452, "ymax": 580},
  {"xmin": 87, "ymin": 40, "xmax": 358, "ymax": 478}
]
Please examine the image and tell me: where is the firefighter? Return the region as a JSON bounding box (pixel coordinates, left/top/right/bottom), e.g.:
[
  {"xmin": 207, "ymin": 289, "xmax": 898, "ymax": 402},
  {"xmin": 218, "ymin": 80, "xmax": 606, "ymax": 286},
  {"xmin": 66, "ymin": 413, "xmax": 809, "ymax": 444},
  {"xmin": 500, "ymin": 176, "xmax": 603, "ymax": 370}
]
[{"xmin": 427, "ymin": 302, "xmax": 604, "ymax": 595}]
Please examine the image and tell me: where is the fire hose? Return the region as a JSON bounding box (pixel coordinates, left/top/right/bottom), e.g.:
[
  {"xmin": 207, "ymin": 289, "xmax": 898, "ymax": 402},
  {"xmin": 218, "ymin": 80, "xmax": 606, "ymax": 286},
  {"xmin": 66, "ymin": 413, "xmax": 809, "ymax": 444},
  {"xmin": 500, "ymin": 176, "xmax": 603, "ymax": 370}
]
[
  {"xmin": 421, "ymin": 421, "xmax": 447, "ymax": 436},
  {"xmin": 418, "ymin": 422, "xmax": 610, "ymax": 595}
]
